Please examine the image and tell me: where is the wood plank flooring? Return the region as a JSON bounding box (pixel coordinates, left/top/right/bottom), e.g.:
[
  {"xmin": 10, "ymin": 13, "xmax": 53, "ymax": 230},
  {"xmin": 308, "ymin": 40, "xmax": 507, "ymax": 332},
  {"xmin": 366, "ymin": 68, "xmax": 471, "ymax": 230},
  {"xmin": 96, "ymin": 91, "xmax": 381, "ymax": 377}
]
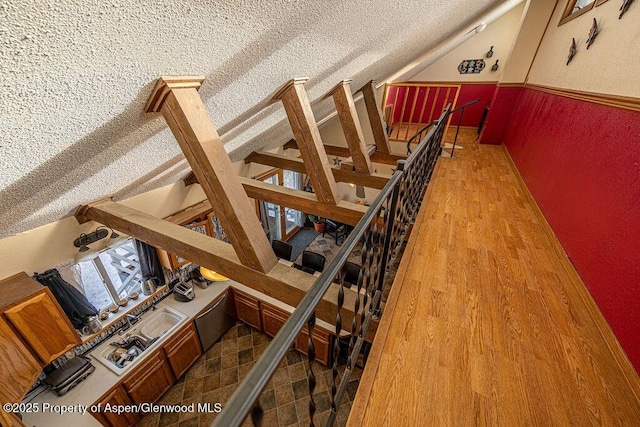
[{"xmin": 348, "ymin": 130, "xmax": 640, "ymax": 426}]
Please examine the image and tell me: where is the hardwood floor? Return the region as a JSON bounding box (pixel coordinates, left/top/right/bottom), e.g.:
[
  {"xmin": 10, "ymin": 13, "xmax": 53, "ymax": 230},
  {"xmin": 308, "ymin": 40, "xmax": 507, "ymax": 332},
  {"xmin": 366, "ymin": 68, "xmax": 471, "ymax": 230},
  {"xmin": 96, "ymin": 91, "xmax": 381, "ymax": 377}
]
[{"xmin": 348, "ymin": 130, "xmax": 640, "ymax": 426}]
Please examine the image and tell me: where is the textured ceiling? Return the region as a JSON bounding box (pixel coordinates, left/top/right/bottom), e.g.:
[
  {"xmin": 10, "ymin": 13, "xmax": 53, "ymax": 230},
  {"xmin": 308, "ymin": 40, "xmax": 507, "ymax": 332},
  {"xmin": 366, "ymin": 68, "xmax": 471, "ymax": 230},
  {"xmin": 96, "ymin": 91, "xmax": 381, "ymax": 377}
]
[{"xmin": 0, "ymin": 0, "xmax": 507, "ymax": 238}]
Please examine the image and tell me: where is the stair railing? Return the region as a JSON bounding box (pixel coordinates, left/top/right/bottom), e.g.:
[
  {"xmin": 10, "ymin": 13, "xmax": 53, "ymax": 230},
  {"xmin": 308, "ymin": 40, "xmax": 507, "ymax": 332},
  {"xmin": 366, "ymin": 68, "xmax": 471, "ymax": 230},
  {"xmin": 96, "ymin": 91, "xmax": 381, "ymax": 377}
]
[
  {"xmin": 212, "ymin": 103, "xmax": 452, "ymax": 427},
  {"xmin": 447, "ymin": 98, "xmax": 480, "ymax": 157}
]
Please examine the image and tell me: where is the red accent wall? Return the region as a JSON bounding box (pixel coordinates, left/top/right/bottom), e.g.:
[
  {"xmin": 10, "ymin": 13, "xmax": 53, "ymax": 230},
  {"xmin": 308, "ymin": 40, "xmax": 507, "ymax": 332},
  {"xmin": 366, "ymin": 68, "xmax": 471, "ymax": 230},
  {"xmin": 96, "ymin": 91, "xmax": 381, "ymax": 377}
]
[
  {"xmin": 479, "ymin": 85, "xmax": 523, "ymax": 144},
  {"xmin": 503, "ymin": 87, "xmax": 640, "ymax": 371},
  {"xmin": 449, "ymin": 83, "xmax": 496, "ymax": 127}
]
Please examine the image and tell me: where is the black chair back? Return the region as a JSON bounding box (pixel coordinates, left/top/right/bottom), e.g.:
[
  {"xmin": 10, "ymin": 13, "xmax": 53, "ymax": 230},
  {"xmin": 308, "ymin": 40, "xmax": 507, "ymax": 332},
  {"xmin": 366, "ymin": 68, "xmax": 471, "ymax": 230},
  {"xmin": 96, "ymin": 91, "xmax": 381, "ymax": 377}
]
[
  {"xmin": 301, "ymin": 250, "xmax": 326, "ymax": 273},
  {"xmin": 343, "ymin": 261, "xmax": 362, "ymax": 288},
  {"xmin": 272, "ymin": 240, "xmax": 293, "ymax": 261}
]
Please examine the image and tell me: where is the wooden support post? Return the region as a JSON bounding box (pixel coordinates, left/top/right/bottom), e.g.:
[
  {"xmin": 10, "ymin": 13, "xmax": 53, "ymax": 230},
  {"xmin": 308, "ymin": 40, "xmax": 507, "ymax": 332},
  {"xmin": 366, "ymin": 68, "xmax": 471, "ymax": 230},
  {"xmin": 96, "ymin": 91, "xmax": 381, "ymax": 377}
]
[
  {"xmin": 145, "ymin": 76, "xmax": 276, "ymax": 273},
  {"xmin": 325, "ymin": 80, "xmax": 372, "ymax": 174},
  {"xmin": 74, "ymin": 201, "xmax": 361, "ymax": 330},
  {"xmin": 272, "ymin": 78, "xmax": 339, "ymax": 204},
  {"xmin": 357, "ymin": 80, "xmax": 392, "ymax": 155}
]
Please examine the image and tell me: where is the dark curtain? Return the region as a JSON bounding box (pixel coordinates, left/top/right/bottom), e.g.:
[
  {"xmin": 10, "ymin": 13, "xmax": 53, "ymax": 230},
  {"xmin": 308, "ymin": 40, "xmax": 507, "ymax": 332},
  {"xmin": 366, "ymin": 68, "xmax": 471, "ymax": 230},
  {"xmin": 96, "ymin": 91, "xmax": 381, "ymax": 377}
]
[
  {"xmin": 134, "ymin": 239, "xmax": 165, "ymax": 286},
  {"xmin": 33, "ymin": 269, "xmax": 98, "ymax": 329}
]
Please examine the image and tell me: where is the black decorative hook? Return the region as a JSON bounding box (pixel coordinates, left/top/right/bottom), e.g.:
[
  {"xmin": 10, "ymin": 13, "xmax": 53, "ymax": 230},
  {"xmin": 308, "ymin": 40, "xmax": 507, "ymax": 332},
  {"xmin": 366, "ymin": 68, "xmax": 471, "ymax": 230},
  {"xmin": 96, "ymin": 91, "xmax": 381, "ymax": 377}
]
[
  {"xmin": 586, "ymin": 18, "xmax": 599, "ymax": 49},
  {"xmin": 491, "ymin": 60, "xmax": 499, "ymax": 71},
  {"xmin": 567, "ymin": 38, "xmax": 577, "ymax": 65},
  {"xmin": 620, "ymin": 0, "xmax": 634, "ymax": 19},
  {"xmin": 486, "ymin": 46, "xmax": 494, "ymax": 58}
]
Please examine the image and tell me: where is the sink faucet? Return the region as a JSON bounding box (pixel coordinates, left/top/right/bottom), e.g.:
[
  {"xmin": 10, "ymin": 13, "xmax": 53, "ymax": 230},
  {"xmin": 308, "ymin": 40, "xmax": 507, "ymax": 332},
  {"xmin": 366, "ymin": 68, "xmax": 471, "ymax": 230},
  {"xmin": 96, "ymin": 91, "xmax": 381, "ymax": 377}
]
[{"xmin": 125, "ymin": 313, "xmax": 139, "ymax": 327}]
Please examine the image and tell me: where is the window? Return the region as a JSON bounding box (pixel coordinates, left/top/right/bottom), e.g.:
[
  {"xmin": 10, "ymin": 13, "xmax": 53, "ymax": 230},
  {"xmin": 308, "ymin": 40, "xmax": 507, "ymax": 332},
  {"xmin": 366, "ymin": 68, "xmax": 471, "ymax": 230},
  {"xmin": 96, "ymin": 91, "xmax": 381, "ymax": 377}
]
[
  {"xmin": 78, "ymin": 238, "xmax": 142, "ymax": 310},
  {"xmin": 559, "ymin": 0, "xmax": 608, "ymax": 25}
]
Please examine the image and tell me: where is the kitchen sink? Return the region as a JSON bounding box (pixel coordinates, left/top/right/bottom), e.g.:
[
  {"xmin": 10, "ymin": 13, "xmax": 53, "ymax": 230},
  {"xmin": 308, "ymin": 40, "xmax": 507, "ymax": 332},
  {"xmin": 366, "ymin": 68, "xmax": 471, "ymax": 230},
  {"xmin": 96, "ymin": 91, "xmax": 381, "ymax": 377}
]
[{"xmin": 91, "ymin": 306, "xmax": 187, "ymax": 375}]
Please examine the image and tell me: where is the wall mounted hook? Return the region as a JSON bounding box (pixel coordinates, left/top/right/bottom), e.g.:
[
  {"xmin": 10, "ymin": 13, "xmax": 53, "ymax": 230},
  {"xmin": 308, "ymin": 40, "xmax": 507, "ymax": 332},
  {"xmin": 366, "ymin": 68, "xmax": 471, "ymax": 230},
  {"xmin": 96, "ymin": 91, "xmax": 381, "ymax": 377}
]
[
  {"xmin": 619, "ymin": 0, "xmax": 634, "ymax": 19},
  {"xmin": 567, "ymin": 38, "xmax": 577, "ymax": 65},
  {"xmin": 586, "ymin": 18, "xmax": 599, "ymax": 49}
]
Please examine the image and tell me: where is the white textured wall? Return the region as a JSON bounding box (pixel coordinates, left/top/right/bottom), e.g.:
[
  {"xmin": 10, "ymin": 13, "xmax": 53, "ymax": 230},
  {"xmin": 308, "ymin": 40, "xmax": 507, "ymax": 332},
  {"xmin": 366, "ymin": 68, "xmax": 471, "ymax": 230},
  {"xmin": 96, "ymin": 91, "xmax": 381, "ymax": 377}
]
[
  {"xmin": 527, "ymin": 0, "xmax": 640, "ymax": 95},
  {"xmin": 0, "ymin": 0, "xmax": 506, "ymax": 239},
  {"xmin": 411, "ymin": 3, "xmax": 525, "ymax": 82}
]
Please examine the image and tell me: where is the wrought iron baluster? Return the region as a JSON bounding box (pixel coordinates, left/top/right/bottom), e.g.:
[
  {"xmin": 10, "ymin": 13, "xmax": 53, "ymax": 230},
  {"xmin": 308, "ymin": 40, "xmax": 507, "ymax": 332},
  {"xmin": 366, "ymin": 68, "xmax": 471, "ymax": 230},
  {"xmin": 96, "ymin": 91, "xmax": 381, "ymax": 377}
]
[
  {"xmin": 250, "ymin": 400, "xmax": 263, "ymax": 426},
  {"xmin": 331, "ymin": 265, "xmax": 345, "ymax": 412},
  {"xmin": 307, "ymin": 312, "xmax": 317, "ymax": 426}
]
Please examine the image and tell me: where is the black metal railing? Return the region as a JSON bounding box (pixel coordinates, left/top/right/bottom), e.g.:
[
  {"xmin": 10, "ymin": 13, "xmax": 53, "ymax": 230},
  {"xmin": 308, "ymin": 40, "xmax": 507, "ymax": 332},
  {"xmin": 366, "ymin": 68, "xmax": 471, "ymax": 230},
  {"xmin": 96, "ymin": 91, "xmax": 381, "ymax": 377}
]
[
  {"xmin": 445, "ymin": 98, "xmax": 480, "ymax": 157},
  {"xmin": 212, "ymin": 103, "xmax": 452, "ymax": 427}
]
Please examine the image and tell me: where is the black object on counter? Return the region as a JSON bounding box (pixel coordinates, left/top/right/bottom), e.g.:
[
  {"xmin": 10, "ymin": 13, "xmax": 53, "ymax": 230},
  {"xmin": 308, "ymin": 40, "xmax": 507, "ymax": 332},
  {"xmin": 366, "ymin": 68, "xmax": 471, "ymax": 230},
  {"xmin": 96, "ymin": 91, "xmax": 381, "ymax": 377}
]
[{"xmin": 43, "ymin": 356, "xmax": 95, "ymax": 396}]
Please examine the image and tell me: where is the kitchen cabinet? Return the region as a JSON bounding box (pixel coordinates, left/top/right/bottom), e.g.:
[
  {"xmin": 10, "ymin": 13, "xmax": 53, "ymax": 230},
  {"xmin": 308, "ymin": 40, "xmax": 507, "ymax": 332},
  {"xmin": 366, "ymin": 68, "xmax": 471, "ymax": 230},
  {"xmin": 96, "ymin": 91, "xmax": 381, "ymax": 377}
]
[
  {"xmin": 0, "ymin": 316, "xmax": 42, "ymax": 404},
  {"xmin": 259, "ymin": 300, "xmax": 333, "ymax": 366},
  {"xmin": 233, "ymin": 290, "xmax": 262, "ymax": 330},
  {"xmin": 4, "ymin": 287, "xmax": 81, "ymax": 364},
  {"xmin": 162, "ymin": 321, "xmax": 202, "ymax": 379},
  {"xmin": 0, "ymin": 273, "xmax": 80, "ymax": 390},
  {"xmin": 260, "ymin": 303, "xmax": 290, "ymax": 339},
  {"xmin": 91, "ymin": 385, "xmax": 140, "ymax": 427},
  {"xmin": 122, "ymin": 350, "xmax": 174, "ymax": 407},
  {"xmin": 295, "ymin": 325, "xmax": 332, "ymax": 366}
]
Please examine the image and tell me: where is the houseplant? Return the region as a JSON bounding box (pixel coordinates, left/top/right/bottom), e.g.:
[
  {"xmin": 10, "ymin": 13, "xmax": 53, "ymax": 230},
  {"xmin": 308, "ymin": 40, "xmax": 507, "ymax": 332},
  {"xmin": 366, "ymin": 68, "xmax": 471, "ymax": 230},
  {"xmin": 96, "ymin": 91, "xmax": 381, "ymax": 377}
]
[{"xmin": 308, "ymin": 214, "xmax": 325, "ymax": 233}]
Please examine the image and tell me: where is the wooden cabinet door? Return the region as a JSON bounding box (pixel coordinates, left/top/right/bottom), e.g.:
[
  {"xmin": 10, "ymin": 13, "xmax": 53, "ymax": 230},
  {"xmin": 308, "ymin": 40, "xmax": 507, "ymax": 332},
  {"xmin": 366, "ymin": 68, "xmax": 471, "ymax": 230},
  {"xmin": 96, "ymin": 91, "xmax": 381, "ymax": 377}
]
[
  {"xmin": 0, "ymin": 317, "xmax": 42, "ymax": 404},
  {"xmin": 233, "ymin": 290, "xmax": 262, "ymax": 330},
  {"xmin": 91, "ymin": 385, "xmax": 140, "ymax": 427},
  {"xmin": 295, "ymin": 326, "xmax": 332, "ymax": 366},
  {"xmin": 123, "ymin": 350, "xmax": 174, "ymax": 406},
  {"xmin": 260, "ymin": 303, "xmax": 289, "ymax": 338},
  {"xmin": 163, "ymin": 322, "xmax": 202, "ymax": 379},
  {"xmin": 4, "ymin": 288, "xmax": 80, "ymax": 364}
]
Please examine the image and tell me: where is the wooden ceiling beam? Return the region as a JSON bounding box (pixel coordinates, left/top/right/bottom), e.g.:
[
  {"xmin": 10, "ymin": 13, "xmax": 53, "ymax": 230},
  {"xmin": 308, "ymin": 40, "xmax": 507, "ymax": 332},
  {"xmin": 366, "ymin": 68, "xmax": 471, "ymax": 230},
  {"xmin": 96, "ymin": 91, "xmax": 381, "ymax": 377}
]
[
  {"xmin": 356, "ymin": 80, "xmax": 392, "ymax": 155},
  {"xmin": 324, "ymin": 80, "xmax": 372, "ymax": 174},
  {"xmin": 244, "ymin": 151, "xmax": 389, "ymax": 189},
  {"xmin": 245, "ymin": 152, "xmax": 307, "ymax": 174},
  {"xmin": 239, "ymin": 177, "xmax": 367, "ymax": 226},
  {"xmin": 145, "ymin": 76, "xmax": 276, "ymax": 273},
  {"xmin": 74, "ymin": 200, "xmax": 360, "ymax": 331},
  {"xmin": 272, "ymin": 78, "xmax": 339, "ymax": 204}
]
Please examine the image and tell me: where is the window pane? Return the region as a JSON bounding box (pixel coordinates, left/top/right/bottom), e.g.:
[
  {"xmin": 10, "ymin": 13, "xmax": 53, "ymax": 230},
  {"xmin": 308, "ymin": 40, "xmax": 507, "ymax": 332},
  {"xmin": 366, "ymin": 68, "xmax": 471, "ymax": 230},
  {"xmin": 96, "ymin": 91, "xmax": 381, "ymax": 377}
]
[
  {"xmin": 78, "ymin": 260, "xmax": 113, "ymax": 310},
  {"xmin": 97, "ymin": 240, "xmax": 142, "ymax": 299}
]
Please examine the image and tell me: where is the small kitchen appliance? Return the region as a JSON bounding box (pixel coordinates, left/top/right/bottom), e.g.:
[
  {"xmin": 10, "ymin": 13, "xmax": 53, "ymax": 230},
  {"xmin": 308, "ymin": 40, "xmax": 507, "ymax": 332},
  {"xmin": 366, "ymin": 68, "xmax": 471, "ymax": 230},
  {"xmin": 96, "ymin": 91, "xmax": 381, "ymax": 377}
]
[
  {"xmin": 43, "ymin": 356, "xmax": 95, "ymax": 396},
  {"xmin": 173, "ymin": 282, "xmax": 195, "ymax": 302}
]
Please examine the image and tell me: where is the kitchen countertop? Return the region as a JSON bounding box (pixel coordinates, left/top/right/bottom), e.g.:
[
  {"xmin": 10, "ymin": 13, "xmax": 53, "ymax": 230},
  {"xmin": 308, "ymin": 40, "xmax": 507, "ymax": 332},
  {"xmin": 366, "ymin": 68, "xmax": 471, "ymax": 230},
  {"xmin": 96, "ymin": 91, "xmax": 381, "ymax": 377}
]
[{"xmin": 21, "ymin": 273, "xmax": 342, "ymax": 426}]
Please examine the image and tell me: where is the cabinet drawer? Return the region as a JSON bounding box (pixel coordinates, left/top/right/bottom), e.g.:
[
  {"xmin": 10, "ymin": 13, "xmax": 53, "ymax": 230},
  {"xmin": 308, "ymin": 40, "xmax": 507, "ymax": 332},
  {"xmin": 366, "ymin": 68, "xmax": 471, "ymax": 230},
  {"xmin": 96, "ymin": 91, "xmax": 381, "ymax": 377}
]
[{"xmin": 122, "ymin": 350, "xmax": 174, "ymax": 405}]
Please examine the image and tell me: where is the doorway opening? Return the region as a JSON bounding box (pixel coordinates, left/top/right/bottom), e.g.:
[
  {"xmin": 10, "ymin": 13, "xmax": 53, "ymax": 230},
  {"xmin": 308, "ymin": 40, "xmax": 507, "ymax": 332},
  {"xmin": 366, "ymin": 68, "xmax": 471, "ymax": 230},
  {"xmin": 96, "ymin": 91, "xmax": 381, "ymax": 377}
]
[{"xmin": 255, "ymin": 169, "xmax": 304, "ymax": 241}]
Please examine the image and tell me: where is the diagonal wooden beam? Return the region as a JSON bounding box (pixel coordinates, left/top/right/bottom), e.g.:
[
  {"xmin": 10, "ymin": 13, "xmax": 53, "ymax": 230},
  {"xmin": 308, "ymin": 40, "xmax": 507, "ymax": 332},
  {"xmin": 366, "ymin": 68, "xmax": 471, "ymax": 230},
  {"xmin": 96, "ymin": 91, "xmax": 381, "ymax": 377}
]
[
  {"xmin": 272, "ymin": 78, "xmax": 339, "ymax": 204},
  {"xmin": 145, "ymin": 76, "xmax": 276, "ymax": 273},
  {"xmin": 239, "ymin": 177, "xmax": 367, "ymax": 225},
  {"xmin": 356, "ymin": 80, "xmax": 392, "ymax": 155},
  {"xmin": 324, "ymin": 80, "xmax": 372, "ymax": 174},
  {"xmin": 244, "ymin": 152, "xmax": 390, "ymax": 189},
  {"xmin": 74, "ymin": 200, "xmax": 360, "ymax": 332}
]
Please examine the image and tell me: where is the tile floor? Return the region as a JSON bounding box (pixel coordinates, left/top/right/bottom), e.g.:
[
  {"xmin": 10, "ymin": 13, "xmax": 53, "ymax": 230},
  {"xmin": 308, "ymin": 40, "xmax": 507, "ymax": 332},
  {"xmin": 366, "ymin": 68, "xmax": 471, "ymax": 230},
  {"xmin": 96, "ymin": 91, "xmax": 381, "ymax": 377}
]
[{"xmin": 136, "ymin": 322, "xmax": 361, "ymax": 427}]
